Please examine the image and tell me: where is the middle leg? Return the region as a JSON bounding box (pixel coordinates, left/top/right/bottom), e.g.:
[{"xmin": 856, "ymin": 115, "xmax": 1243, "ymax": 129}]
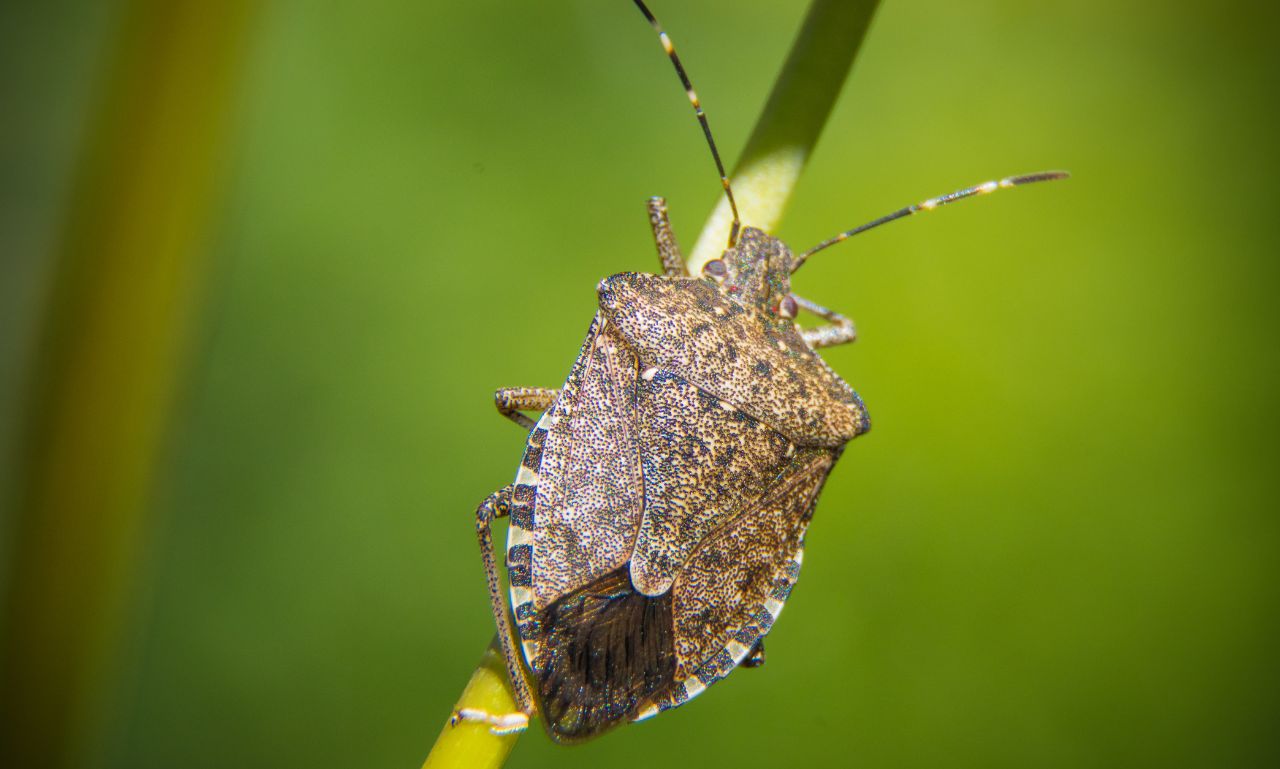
[
  {"xmin": 792, "ymin": 294, "xmax": 857, "ymax": 350},
  {"xmin": 495, "ymin": 387, "xmax": 560, "ymax": 431}
]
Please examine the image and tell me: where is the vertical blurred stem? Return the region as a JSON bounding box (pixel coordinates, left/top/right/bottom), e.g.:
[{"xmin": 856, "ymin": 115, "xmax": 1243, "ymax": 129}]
[
  {"xmin": 422, "ymin": 1, "xmax": 878, "ymax": 766},
  {"xmin": 689, "ymin": 0, "xmax": 880, "ymax": 272},
  {"xmin": 0, "ymin": 1, "xmax": 255, "ymax": 767}
]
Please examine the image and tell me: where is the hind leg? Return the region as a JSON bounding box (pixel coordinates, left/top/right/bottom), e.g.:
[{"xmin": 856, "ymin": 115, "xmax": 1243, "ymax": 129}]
[{"xmin": 452, "ymin": 486, "xmax": 536, "ymax": 735}]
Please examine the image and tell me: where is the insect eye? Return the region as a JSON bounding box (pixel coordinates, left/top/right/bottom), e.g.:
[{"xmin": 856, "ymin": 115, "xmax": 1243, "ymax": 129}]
[
  {"xmin": 702, "ymin": 259, "xmax": 728, "ymax": 279},
  {"xmin": 777, "ymin": 295, "xmax": 798, "ymax": 319}
]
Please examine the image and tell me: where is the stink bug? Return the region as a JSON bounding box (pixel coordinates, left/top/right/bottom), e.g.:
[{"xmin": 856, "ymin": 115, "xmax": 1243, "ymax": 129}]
[{"xmin": 454, "ymin": 0, "xmax": 1066, "ymax": 742}]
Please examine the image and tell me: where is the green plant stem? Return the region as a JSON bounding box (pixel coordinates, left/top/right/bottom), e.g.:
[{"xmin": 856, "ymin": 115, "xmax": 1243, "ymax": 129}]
[
  {"xmin": 422, "ymin": 1, "xmax": 878, "ymax": 766},
  {"xmin": 688, "ymin": 0, "xmax": 881, "ymax": 272},
  {"xmin": 421, "ymin": 637, "xmax": 521, "ymax": 769},
  {"xmin": 0, "ymin": 2, "xmax": 255, "ymax": 767}
]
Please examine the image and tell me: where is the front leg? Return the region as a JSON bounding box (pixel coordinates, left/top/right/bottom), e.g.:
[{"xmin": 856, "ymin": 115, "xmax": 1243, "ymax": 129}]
[
  {"xmin": 647, "ymin": 196, "xmax": 687, "ymax": 277},
  {"xmin": 792, "ymin": 294, "xmax": 857, "ymax": 350},
  {"xmin": 451, "ymin": 486, "xmax": 537, "ymax": 735},
  {"xmin": 495, "ymin": 387, "xmax": 560, "ymax": 430}
]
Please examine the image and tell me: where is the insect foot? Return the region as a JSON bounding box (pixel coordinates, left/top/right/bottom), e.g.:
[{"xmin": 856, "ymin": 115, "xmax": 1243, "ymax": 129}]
[{"xmin": 450, "ymin": 708, "xmax": 530, "ymax": 737}]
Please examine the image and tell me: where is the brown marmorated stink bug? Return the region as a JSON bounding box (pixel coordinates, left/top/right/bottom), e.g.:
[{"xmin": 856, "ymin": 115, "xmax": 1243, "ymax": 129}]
[{"xmin": 453, "ymin": 0, "xmax": 1066, "ymax": 743}]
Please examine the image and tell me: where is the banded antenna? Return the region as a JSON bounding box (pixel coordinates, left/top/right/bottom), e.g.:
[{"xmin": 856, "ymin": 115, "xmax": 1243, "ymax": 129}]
[
  {"xmin": 791, "ymin": 171, "xmax": 1070, "ymax": 273},
  {"xmin": 633, "ymin": 0, "xmax": 742, "ymax": 247}
]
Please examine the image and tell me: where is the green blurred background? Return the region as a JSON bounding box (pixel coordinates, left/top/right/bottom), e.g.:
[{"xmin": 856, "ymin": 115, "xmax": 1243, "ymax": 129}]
[{"xmin": 2, "ymin": 1, "xmax": 1277, "ymax": 768}]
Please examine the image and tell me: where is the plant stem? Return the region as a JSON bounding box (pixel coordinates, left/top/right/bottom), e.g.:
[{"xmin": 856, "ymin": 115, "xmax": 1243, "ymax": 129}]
[
  {"xmin": 421, "ymin": 637, "xmax": 521, "ymax": 769},
  {"xmin": 422, "ymin": 1, "xmax": 878, "ymax": 766},
  {"xmin": 0, "ymin": 2, "xmax": 255, "ymax": 767},
  {"xmin": 688, "ymin": 0, "xmax": 881, "ymax": 272}
]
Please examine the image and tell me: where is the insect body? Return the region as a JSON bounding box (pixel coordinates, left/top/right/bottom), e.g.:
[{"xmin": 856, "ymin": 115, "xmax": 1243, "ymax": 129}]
[
  {"xmin": 470, "ymin": 217, "xmax": 865, "ymax": 743},
  {"xmin": 456, "ymin": 0, "xmax": 1065, "ymax": 743}
]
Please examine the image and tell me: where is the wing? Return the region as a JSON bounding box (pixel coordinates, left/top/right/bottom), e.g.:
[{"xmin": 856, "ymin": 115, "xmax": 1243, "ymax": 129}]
[
  {"xmin": 598, "ymin": 273, "xmax": 870, "ymax": 448},
  {"xmin": 533, "ymin": 566, "xmax": 675, "ymax": 743},
  {"xmin": 628, "ymin": 369, "xmax": 795, "ymax": 597},
  {"xmin": 520, "ymin": 313, "xmax": 645, "ymax": 612},
  {"xmin": 634, "ymin": 448, "xmax": 836, "ymax": 719}
]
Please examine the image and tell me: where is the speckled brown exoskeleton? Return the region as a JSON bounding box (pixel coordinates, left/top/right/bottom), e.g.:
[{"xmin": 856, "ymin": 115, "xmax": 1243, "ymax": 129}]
[{"xmin": 452, "ymin": 0, "xmax": 1066, "ymax": 743}]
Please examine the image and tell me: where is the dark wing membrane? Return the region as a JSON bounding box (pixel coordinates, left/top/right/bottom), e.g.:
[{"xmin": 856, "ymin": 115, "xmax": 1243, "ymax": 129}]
[
  {"xmin": 668, "ymin": 448, "xmax": 833, "ymax": 683},
  {"xmin": 532, "ymin": 315, "xmax": 645, "ymax": 609},
  {"xmin": 535, "ymin": 566, "xmax": 676, "ymax": 743},
  {"xmin": 628, "ymin": 369, "xmax": 794, "ymax": 597},
  {"xmin": 598, "ymin": 273, "xmax": 869, "ymax": 447}
]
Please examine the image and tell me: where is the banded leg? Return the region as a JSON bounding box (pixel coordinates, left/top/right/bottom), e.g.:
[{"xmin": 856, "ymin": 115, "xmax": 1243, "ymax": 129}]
[
  {"xmin": 793, "ymin": 294, "xmax": 857, "ymax": 349},
  {"xmin": 452, "ymin": 485, "xmax": 536, "ymax": 735},
  {"xmin": 495, "ymin": 387, "xmax": 559, "ymax": 430},
  {"xmin": 742, "ymin": 638, "xmax": 766, "ymax": 669},
  {"xmin": 647, "ymin": 196, "xmax": 687, "ymax": 277}
]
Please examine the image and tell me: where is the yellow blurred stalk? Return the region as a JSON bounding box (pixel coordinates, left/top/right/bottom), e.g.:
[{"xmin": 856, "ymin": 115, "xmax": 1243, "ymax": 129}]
[
  {"xmin": 421, "ymin": 638, "xmax": 522, "ymax": 769},
  {"xmin": 0, "ymin": 1, "xmax": 255, "ymax": 767},
  {"xmin": 421, "ymin": 1, "xmax": 879, "ymax": 766}
]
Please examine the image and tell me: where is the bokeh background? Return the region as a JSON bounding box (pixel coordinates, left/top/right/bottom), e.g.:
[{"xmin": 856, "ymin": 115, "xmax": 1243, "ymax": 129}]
[{"xmin": 2, "ymin": 1, "xmax": 1277, "ymax": 768}]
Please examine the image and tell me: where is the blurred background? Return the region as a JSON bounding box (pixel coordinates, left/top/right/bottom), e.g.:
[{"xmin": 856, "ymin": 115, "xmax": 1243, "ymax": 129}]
[{"xmin": 2, "ymin": 1, "xmax": 1277, "ymax": 767}]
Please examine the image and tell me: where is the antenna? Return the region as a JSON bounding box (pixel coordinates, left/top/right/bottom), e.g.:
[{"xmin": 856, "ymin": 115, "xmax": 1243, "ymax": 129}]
[
  {"xmin": 633, "ymin": 0, "xmax": 742, "ymax": 247},
  {"xmin": 791, "ymin": 171, "xmax": 1070, "ymax": 272}
]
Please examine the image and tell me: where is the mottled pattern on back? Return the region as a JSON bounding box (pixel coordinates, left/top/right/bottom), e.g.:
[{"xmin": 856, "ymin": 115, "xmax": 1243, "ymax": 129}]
[
  {"xmin": 668, "ymin": 448, "xmax": 831, "ymax": 679},
  {"xmin": 628, "ymin": 370, "xmax": 794, "ymax": 596},
  {"xmin": 598, "ymin": 272, "xmax": 869, "ymax": 447},
  {"xmin": 532, "ymin": 314, "xmax": 644, "ymax": 609}
]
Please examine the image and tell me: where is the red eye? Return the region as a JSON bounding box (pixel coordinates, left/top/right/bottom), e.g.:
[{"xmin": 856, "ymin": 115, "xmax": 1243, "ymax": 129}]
[{"xmin": 777, "ymin": 295, "xmax": 798, "ymax": 319}]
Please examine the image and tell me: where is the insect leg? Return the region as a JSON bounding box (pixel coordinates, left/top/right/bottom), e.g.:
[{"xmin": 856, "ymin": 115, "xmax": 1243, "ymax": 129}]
[
  {"xmin": 742, "ymin": 638, "xmax": 766, "ymax": 669},
  {"xmin": 646, "ymin": 196, "xmax": 687, "ymax": 277},
  {"xmin": 792, "ymin": 294, "xmax": 857, "ymax": 349},
  {"xmin": 494, "ymin": 387, "xmax": 560, "ymax": 430},
  {"xmin": 453, "ymin": 485, "xmax": 536, "ymax": 734}
]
